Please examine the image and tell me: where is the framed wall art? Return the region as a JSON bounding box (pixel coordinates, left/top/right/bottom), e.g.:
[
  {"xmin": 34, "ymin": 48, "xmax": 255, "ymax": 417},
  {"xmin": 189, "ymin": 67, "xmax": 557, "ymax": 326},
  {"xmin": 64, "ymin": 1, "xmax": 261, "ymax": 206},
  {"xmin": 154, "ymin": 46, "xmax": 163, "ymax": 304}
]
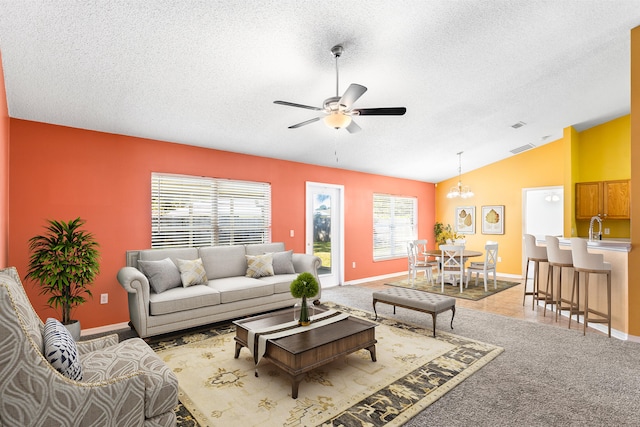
[
  {"xmin": 455, "ymin": 206, "xmax": 475, "ymax": 234},
  {"xmin": 481, "ymin": 205, "xmax": 504, "ymax": 235}
]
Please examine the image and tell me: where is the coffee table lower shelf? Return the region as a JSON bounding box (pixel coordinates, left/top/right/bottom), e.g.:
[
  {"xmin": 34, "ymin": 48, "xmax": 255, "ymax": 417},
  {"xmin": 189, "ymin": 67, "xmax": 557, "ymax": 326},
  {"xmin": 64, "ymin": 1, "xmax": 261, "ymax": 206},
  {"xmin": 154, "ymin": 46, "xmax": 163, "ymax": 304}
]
[{"xmin": 234, "ymin": 308, "xmax": 377, "ymax": 399}]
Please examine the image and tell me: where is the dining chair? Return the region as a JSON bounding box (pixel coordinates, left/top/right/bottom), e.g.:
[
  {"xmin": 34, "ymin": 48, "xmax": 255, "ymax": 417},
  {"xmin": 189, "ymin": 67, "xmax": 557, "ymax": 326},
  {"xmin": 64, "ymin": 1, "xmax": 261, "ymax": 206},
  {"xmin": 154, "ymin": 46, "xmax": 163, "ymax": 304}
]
[
  {"xmin": 523, "ymin": 234, "xmax": 549, "ymax": 310},
  {"xmin": 466, "ymin": 241, "xmax": 498, "ymax": 292},
  {"xmin": 407, "ymin": 241, "xmax": 436, "ymax": 284},
  {"xmin": 545, "ymin": 235, "xmax": 574, "ymax": 321},
  {"xmin": 569, "ymin": 238, "xmax": 612, "ymax": 337},
  {"xmin": 440, "ymin": 244, "xmax": 465, "ymax": 292}
]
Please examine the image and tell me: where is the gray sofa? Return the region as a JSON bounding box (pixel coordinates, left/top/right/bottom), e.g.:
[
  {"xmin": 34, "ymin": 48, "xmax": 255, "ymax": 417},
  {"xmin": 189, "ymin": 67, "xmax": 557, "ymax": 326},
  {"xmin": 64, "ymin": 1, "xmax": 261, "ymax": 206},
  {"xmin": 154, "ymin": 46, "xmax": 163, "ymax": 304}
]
[{"xmin": 117, "ymin": 242, "xmax": 322, "ymax": 338}]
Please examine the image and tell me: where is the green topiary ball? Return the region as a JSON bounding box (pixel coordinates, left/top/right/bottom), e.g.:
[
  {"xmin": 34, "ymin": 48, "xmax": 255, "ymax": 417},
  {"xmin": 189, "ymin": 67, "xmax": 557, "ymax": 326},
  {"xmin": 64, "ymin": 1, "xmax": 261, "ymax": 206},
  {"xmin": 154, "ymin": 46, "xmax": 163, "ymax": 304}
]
[{"xmin": 290, "ymin": 272, "xmax": 319, "ymax": 299}]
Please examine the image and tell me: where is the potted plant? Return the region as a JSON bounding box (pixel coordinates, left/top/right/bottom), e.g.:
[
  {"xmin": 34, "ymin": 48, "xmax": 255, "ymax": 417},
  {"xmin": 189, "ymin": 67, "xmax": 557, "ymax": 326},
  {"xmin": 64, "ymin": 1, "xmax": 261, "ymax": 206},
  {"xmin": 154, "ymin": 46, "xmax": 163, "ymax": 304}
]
[
  {"xmin": 26, "ymin": 217, "xmax": 100, "ymax": 340},
  {"xmin": 290, "ymin": 272, "xmax": 319, "ymax": 326},
  {"xmin": 434, "ymin": 222, "xmax": 460, "ymax": 247}
]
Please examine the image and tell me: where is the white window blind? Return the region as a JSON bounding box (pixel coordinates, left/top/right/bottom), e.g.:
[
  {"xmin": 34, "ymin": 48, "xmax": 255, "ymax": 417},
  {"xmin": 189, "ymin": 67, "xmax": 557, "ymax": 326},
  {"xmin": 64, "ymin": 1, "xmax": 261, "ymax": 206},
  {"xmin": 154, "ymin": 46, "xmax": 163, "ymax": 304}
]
[
  {"xmin": 151, "ymin": 173, "xmax": 271, "ymax": 248},
  {"xmin": 373, "ymin": 193, "xmax": 417, "ymax": 260}
]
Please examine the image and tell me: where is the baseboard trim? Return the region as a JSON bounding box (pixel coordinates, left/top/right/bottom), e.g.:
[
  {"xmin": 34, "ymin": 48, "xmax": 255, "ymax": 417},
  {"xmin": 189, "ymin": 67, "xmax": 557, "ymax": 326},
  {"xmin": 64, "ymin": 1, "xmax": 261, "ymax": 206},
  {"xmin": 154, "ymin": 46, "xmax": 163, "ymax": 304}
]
[{"xmin": 81, "ymin": 321, "xmax": 130, "ymax": 337}]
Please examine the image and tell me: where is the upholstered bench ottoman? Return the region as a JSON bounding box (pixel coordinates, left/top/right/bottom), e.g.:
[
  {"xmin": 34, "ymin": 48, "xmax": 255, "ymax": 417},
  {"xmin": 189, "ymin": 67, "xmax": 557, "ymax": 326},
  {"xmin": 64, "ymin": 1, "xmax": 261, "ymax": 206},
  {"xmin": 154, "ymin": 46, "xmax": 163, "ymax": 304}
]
[{"xmin": 372, "ymin": 287, "xmax": 455, "ymax": 337}]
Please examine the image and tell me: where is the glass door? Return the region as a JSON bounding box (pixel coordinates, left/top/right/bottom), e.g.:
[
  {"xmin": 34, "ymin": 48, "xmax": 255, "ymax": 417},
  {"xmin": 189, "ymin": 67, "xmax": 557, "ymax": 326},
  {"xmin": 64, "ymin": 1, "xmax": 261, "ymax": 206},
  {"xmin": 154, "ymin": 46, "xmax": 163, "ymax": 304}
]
[{"xmin": 306, "ymin": 182, "xmax": 343, "ymax": 287}]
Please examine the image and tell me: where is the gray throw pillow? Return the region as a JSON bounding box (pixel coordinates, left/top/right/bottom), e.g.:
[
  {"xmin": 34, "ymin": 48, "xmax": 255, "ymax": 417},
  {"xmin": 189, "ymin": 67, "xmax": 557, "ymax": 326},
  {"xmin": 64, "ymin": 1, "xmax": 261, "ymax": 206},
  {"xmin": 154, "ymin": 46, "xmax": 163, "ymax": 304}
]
[
  {"xmin": 138, "ymin": 257, "xmax": 182, "ymax": 293},
  {"xmin": 270, "ymin": 250, "xmax": 296, "ymax": 274}
]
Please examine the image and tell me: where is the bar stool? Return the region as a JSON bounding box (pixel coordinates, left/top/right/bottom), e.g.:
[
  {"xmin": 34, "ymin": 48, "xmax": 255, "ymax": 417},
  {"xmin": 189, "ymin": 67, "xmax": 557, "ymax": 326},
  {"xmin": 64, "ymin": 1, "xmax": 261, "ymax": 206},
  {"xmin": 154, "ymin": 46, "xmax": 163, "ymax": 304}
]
[
  {"xmin": 569, "ymin": 238, "xmax": 612, "ymax": 337},
  {"xmin": 544, "ymin": 236, "xmax": 574, "ymax": 321},
  {"xmin": 523, "ymin": 234, "xmax": 549, "ymax": 310}
]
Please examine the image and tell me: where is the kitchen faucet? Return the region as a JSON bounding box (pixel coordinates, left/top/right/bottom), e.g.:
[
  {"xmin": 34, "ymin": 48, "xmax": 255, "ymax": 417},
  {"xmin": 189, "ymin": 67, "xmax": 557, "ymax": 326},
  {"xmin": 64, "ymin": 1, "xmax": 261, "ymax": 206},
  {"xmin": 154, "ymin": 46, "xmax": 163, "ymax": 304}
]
[{"xmin": 589, "ymin": 215, "xmax": 603, "ymax": 241}]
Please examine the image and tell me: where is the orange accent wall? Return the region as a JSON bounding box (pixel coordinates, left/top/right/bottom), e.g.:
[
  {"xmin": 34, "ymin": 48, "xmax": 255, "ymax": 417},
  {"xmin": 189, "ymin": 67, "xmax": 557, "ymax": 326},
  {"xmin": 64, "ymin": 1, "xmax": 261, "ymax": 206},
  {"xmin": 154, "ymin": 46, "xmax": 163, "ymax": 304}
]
[
  {"xmin": 8, "ymin": 119, "xmax": 435, "ymax": 328},
  {"xmin": 0, "ymin": 49, "xmax": 9, "ymax": 268}
]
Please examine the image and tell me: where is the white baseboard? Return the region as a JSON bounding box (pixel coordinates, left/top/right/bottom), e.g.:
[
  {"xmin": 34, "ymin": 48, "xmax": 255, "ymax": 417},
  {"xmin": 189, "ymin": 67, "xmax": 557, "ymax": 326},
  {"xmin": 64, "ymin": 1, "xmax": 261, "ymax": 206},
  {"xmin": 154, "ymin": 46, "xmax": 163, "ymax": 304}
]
[{"xmin": 80, "ymin": 321, "xmax": 130, "ymax": 337}]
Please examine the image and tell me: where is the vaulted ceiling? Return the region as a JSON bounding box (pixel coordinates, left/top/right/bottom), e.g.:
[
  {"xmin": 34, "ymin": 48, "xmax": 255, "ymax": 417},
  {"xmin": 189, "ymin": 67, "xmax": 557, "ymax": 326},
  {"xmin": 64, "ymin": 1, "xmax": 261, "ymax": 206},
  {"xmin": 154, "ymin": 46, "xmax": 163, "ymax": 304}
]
[{"xmin": 1, "ymin": 1, "xmax": 640, "ymax": 182}]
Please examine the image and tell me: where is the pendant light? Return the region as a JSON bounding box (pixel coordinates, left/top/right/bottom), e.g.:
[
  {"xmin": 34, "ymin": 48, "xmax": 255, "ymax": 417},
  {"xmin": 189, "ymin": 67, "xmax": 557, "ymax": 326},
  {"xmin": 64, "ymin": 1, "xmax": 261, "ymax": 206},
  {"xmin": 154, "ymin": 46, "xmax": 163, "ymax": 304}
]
[{"xmin": 446, "ymin": 152, "xmax": 474, "ymax": 199}]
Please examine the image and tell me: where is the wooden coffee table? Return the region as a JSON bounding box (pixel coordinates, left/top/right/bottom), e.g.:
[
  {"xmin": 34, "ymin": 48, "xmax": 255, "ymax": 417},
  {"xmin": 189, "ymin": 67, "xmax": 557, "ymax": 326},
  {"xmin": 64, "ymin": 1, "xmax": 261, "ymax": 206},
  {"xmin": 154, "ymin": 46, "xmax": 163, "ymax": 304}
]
[{"xmin": 233, "ymin": 307, "xmax": 377, "ymax": 399}]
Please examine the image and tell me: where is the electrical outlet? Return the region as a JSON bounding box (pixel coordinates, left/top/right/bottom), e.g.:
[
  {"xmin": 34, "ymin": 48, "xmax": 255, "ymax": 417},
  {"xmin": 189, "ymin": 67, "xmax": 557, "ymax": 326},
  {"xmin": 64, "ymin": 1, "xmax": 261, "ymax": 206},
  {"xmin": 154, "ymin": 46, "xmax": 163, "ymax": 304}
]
[
  {"xmin": 352, "ymin": 262, "xmax": 356, "ymax": 268},
  {"xmin": 497, "ymin": 257, "xmax": 502, "ymax": 262},
  {"xmin": 100, "ymin": 293, "xmax": 108, "ymax": 304},
  {"xmin": 604, "ymin": 228, "xmax": 610, "ymax": 235},
  {"xmin": 289, "ymin": 229, "xmax": 294, "ymax": 237}
]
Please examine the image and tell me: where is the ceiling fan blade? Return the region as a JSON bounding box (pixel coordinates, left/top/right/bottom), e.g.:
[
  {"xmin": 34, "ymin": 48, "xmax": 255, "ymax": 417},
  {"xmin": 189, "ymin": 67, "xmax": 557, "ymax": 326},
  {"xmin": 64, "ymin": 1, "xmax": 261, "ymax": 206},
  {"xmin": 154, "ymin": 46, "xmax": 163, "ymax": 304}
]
[
  {"xmin": 345, "ymin": 120, "xmax": 362, "ymax": 134},
  {"xmin": 274, "ymin": 100, "xmax": 322, "ymax": 111},
  {"xmin": 352, "ymin": 107, "xmax": 407, "ymax": 116},
  {"xmin": 288, "ymin": 117, "xmax": 321, "ymax": 129},
  {"xmin": 339, "ymin": 84, "xmax": 367, "ymax": 109}
]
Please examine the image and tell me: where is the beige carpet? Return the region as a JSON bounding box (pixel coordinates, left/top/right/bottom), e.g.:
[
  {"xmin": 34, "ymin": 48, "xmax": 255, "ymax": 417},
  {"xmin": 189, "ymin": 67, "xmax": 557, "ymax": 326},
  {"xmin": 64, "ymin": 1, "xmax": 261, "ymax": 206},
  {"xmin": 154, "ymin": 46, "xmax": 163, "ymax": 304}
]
[{"xmin": 156, "ymin": 303, "xmax": 503, "ymax": 426}]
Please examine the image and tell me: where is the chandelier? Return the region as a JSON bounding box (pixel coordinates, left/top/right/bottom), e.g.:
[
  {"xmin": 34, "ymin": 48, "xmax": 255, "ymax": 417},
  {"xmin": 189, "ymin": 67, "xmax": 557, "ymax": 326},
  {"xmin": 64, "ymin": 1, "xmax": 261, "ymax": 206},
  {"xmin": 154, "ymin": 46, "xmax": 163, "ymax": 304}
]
[{"xmin": 446, "ymin": 152, "xmax": 474, "ymax": 199}]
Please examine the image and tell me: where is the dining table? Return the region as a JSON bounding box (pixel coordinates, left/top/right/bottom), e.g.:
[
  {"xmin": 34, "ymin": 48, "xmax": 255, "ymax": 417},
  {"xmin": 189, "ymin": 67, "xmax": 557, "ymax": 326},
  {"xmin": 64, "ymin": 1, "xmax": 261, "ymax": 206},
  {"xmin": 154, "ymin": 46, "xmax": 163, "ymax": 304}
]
[{"xmin": 423, "ymin": 249, "xmax": 483, "ymax": 285}]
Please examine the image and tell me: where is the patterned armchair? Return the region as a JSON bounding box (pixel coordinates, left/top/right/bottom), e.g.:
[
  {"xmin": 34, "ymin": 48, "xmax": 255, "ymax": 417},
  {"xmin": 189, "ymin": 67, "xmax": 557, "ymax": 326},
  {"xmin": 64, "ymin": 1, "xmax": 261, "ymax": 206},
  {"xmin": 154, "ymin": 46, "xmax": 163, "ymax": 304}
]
[{"xmin": 0, "ymin": 267, "xmax": 178, "ymax": 426}]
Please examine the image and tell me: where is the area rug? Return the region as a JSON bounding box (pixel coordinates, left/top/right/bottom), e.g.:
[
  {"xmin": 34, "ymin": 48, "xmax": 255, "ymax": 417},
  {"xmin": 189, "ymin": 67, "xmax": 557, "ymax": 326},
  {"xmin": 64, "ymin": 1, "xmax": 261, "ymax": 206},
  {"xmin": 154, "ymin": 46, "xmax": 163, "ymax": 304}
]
[
  {"xmin": 151, "ymin": 303, "xmax": 503, "ymax": 426},
  {"xmin": 386, "ymin": 277, "xmax": 520, "ymax": 301}
]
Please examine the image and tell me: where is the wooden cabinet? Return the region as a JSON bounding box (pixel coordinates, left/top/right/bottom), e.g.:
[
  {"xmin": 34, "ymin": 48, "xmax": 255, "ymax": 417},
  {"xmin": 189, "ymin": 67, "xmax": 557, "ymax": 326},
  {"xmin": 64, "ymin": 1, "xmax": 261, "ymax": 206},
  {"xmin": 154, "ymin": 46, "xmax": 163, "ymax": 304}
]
[{"xmin": 575, "ymin": 180, "xmax": 630, "ymax": 220}]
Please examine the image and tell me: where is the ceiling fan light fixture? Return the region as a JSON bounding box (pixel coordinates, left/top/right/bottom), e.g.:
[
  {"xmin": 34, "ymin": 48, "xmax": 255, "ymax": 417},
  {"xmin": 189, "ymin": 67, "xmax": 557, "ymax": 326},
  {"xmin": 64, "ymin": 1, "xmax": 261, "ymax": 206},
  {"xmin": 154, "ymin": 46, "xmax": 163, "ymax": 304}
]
[{"xmin": 324, "ymin": 112, "xmax": 352, "ymax": 129}]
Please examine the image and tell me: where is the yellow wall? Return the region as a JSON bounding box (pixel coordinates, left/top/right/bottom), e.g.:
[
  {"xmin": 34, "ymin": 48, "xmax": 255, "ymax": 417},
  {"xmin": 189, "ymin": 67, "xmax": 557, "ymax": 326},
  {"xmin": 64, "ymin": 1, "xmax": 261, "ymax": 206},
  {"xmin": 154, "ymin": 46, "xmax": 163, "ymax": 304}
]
[
  {"xmin": 436, "ymin": 139, "xmax": 565, "ymax": 276},
  {"xmin": 574, "ymin": 115, "xmax": 631, "ymax": 238},
  {"xmin": 435, "ymin": 113, "xmax": 632, "ymax": 277}
]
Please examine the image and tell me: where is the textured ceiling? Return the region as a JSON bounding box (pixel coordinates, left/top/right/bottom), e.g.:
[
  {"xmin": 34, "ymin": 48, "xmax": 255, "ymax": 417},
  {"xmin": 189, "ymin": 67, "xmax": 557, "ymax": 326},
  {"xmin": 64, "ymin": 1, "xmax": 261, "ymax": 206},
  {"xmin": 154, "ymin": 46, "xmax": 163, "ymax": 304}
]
[{"xmin": 1, "ymin": 1, "xmax": 640, "ymax": 182}]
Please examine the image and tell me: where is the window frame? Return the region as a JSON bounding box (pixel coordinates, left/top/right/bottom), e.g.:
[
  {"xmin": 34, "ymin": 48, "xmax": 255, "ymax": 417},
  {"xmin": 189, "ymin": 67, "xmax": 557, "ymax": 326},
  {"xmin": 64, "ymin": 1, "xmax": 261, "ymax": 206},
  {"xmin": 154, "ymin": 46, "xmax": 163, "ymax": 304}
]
[
  {"xmin": 373, "ymin": 193, "xmax": 418, "ymax": 261},
  {"xmin": 151, "ymin": 172, "xmax": 271, "ymax": 248}
]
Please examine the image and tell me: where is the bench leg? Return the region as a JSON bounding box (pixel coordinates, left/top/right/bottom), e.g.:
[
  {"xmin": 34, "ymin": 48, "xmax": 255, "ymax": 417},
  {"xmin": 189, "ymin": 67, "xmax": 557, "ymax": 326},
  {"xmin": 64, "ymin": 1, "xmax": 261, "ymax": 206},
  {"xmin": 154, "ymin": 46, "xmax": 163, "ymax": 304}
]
[
  {"xmin": 373, "ymin": 299, "xmax": 378, "ymax": 320},
  {"xmin": 450, "ymin": 306, "xmax": 456, "ymax": 330},
  {"xmin": 430, "ymin": 312, "xmax": 437, "ymax": 337}
]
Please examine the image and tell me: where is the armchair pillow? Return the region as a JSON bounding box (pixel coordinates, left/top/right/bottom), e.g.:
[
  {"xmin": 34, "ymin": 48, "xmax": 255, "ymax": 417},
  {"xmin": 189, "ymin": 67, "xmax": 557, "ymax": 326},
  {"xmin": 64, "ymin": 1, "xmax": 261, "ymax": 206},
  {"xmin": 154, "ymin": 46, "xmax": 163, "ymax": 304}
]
[{"xmin": 43, "ymin": 318, "xmax": 83, "ymax": 381}]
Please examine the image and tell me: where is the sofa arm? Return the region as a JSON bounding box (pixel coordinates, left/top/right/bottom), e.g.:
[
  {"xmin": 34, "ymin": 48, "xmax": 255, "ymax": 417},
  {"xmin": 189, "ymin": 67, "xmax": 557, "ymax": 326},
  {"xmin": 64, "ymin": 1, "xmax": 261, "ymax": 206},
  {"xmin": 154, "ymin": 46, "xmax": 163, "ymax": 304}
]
[
  {"xmin": 292, "ymin": 253, "xmax": 323, "ymax": 301},
  {"xmin": 77, "ymin": 334, "xmax": 119, "ymax": 356},
  {"xmin": 117, "ymin": 266, "xmax": 151, "ymax": 338}
]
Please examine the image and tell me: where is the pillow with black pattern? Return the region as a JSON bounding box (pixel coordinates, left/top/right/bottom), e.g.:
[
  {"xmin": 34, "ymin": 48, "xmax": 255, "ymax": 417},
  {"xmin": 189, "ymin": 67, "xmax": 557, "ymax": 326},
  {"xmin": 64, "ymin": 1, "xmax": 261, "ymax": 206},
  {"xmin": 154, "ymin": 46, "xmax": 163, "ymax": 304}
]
[{"xmin": 43, "ymin": 318, "xmax": 83, "ymax": 381}]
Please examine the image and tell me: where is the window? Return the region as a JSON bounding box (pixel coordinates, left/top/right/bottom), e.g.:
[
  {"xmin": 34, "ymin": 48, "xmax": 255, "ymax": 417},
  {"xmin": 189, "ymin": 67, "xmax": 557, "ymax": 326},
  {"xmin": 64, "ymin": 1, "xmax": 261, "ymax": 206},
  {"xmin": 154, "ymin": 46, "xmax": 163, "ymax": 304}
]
[
  {"xmin": 151, "ymin": 173, "xmax": 271, "ymax": 248},
  {"xmin": 373, "ymin": 193, "xmax": 417, "ymax": 260}
]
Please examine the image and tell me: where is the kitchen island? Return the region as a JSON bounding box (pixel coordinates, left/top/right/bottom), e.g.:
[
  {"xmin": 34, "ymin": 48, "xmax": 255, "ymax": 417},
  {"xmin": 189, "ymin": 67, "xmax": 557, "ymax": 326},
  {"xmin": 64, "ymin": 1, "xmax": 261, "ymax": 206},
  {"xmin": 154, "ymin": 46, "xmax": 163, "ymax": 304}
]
[{"xmin": 539, "ymin": 238, "xmax": 631, "ymax": 339}]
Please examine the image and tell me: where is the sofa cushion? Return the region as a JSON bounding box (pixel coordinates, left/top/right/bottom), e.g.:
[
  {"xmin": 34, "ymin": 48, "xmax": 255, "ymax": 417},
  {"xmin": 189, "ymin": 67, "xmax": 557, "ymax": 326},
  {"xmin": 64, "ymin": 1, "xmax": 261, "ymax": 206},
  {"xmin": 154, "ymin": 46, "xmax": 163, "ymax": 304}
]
[
  {"xmin": 245, "ymin": 242, "xmax": 285, "ymax": 256},
  {"xmin": 257, "ymin": 273, "xmax": 298, "ymax": 294},
  {"xmin": 245, "ymin": 253, "xmax": 274, "ymax": 278},
  {"xmin": 200, "ymin": 245, "xmax": 247, "ymax": 279},
  {"xmin": 43, "ymin": 318, "xmax": 83, "ymax": 381},
  {"xmin": 176, "ymin": 258, "xmax": 208, "ymax": 287},
  {"xmin": 138, "ymin": 258, "xmax": 182, "ymax": 293},
  {"xmin": 207, "ymin": 276, "xmax": 273, "ymax": 303},
  {"xmin": 149, "ymin": 285, "xmax": 221, "ymax": 316},
  {"xmin": 270, "ymin": 250, "xmax": 296, "ymax": 274}
]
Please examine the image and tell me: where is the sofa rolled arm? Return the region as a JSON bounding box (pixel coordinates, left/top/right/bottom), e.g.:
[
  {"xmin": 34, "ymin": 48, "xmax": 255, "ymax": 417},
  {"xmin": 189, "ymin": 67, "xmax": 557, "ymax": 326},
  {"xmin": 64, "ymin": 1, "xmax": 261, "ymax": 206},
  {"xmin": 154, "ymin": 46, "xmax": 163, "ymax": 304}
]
[
  {"xmin": 117, "ymin": 266, "xmax": 149, "ymax": 293},
  {"xmin": 77, "ymin": 334, "xmax": 119, "ymax": 356},
  {"xmin": 292, "ymin": 253, "xmax": 323, "ymax": 302}
]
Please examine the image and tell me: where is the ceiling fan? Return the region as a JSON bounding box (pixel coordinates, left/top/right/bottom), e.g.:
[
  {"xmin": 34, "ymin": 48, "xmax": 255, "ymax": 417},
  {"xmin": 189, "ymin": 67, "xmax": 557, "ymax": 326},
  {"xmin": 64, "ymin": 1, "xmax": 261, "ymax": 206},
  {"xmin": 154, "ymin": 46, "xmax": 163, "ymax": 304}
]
[{"xmin": 274, "ymin": 44, "xmax": 407, "ymax": 133}]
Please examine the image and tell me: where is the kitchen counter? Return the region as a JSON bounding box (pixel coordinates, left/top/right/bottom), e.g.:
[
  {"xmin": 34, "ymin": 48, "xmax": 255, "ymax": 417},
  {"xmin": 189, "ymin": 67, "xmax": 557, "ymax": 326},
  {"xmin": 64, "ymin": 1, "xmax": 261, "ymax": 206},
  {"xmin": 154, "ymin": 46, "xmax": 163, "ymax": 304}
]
[
  {"xmin": 537, "ymin": 236, "xmax": 631, "ymax": 339},
  {"xmin": 557, "ymin": 237, "xmax": 631, "ymax": 252}
]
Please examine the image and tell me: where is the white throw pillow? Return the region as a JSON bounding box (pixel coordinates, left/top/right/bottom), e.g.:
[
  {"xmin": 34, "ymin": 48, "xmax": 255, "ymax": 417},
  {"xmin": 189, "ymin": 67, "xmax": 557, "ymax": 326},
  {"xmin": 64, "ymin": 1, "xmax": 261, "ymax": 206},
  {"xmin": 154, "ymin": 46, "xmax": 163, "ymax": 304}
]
[
  {"xmin": 43, "ymin": 318, "xmax": 83, "ymax": 381},
  {"xmin": 176, "ymin": 258, "xmax": 208, "ymax": 287},
  {"xmin": 245, "ymin": 253, "xmax": 274, "ymax": 278}
]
